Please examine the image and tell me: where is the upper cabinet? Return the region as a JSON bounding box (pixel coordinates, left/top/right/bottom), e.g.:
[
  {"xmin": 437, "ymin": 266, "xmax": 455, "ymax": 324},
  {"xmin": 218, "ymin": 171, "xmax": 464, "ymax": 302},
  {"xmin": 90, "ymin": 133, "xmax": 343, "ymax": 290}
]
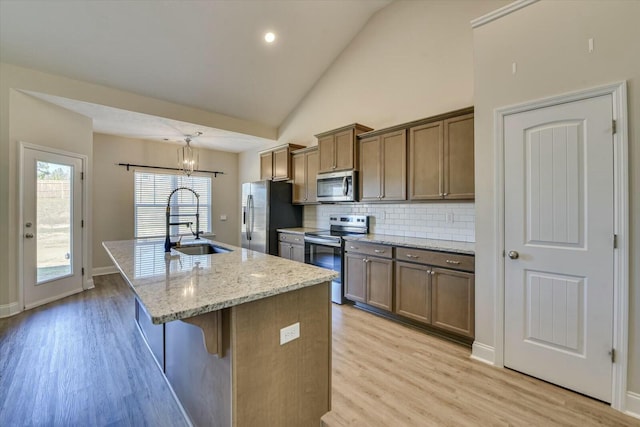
[
  {"xmin": 291, "ymin": 146, "xmax": 319, "ymax": 204},
  {"xmin": 409, "ymin": 108, "xmax": 474, "ymax": 200},
  {"xmin": 260, "ymin": 143, "xmax": 305, "ymax": 181},
  {"xmin": 316, "ymin": 124, "xmax": 373, "ymax": 173},
  {"xmin": 359, "ymin": 129, "xmax": 407, "ymax": 202}
]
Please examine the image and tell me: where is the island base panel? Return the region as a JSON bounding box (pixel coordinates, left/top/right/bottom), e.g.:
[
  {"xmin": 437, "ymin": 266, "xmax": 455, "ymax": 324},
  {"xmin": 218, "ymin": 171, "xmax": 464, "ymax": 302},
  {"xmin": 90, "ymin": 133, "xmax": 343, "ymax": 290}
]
[{"xmin": 163, "ymin": 281, "xmax": 331, "ymax": 426}]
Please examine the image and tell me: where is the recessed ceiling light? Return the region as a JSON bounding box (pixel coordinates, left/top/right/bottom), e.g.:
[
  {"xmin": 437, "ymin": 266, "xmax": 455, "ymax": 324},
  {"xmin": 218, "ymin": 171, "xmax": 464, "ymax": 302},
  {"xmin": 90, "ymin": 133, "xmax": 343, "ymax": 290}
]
[{"xmin": 264, "ymin": 32, "xmax": 276, "ymax": 43}]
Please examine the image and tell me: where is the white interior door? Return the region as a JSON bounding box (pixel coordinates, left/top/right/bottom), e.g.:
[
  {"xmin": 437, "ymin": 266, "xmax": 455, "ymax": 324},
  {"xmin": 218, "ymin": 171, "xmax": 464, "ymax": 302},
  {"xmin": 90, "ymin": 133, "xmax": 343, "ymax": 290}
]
[
  {"xmin": 22, "ymin": 147, "xmax": 84, "ymax": 309},
  {"xmin": 503, "ymin": 94, "xmax": 614, "ymax": 403}
]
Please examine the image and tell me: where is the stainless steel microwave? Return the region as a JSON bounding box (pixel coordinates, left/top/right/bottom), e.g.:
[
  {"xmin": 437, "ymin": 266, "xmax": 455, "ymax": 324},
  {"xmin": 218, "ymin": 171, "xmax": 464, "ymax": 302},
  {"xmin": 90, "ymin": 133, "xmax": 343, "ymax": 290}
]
[{"xmin": 316, "ymin": 170, "xmax": 357, "ymax": 202}]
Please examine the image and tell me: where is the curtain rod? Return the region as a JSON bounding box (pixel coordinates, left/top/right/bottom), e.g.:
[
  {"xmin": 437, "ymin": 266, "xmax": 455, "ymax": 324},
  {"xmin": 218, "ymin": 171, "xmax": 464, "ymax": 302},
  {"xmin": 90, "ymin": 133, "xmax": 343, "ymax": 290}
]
[{"xmin": 116, "ymin": 163, "xmax": 224, "ymax": 177}]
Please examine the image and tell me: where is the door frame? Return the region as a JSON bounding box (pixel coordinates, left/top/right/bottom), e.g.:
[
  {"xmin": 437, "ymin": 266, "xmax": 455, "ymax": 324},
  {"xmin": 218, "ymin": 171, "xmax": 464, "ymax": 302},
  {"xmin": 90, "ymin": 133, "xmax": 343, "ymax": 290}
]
[
  {"xmin": 492, "ymin": 82, "xmax": 629, "ymax": 410},
  {"xmin": 18, "ymin": 142, "xmax": 90, "ymax": 311}
]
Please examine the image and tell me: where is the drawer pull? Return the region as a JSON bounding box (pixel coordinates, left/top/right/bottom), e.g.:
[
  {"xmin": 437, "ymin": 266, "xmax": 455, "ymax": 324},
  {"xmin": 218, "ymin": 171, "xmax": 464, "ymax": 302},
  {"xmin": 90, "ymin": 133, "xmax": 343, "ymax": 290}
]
[
  {"xmin": 374, "ymin": 249, "xmax": 385, "ymax": 254},
  {"xmin": 294, "ymin": 238, "xmax": 300, "ymax": 241},
  {"xmin": 445, "ymin": 260, "xmax": 461, "ymax": 265},
  {"xmin": 350, "ymin": 246, "xmax": 359, "ymax": 250},
  {"xmin": 405, "ymin": 254, "xmax": 419, "ymax": 259}
]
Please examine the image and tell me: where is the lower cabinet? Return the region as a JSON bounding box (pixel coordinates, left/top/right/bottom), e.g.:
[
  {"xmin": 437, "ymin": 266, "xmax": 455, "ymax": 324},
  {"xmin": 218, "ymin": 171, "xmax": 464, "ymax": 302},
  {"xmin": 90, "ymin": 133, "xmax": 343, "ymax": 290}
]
[
  {"xmin": 344, "ymin": 245, "xmax": 393, "ymax": 310},
  {"xmin": 345, "ymin": 243, "xmax": 475, "ymax": 340},
  {"xmin": 278, "ymin": 232, "xmax": 305, "ymax": 263},
  {"xmin": 395, "ymin": 262, "xmax": 431, "ymax": 324},
  {"xmin": 431, "ymin": 268, "xmax": 474, "ymax": 337}
]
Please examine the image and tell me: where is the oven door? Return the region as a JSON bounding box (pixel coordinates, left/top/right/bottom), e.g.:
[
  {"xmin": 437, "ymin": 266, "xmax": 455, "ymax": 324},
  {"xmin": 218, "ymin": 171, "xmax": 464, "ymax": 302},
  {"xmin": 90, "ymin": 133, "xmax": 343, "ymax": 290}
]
[
  {"xmin": 305, "ymin": 240, "xmax": 344, "ymax": 304},
  {"xmin": 316, "ymin": 171, "xmax": 356, "ymax": 202}
]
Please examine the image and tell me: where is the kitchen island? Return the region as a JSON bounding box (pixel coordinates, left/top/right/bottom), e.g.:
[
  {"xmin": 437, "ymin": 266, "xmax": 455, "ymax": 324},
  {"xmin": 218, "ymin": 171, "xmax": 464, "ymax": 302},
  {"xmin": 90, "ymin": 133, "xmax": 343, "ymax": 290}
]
[{"xmin": 103, "ymin": 238, "xmax": 337, "ymax": 427}]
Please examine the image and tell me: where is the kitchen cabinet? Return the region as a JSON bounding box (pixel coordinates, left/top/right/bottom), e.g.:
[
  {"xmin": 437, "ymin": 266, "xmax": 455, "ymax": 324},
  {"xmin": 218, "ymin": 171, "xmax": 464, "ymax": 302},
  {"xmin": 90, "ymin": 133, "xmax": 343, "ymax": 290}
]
[
  {"xmin": 394, "ymin": 246, "xmax": 474, "ymax": 338},
  {"xmin": 316, "ymin": 123, "xmax": 373, "ymax": 173},
  {"xmin": 408, "ymin": 108, "xmax": 474, "ymax": 200},
  {"xmin": 278, "ymin": 232, "xmax": 305, "ymax": 263},
  {"xmin": 359, "ymin": 129, "xmax": 406, "ymax": 202},
  {"xmin": 344, "ymin": 242, "xmax": 393, "ymax": 311},
  {"xmin": 292, "ymin": 146, "xmax": 319, "ymax": 204},
  {"xmin": 260, "ymin": 143, "xmax": 305, "ymax": 181}
]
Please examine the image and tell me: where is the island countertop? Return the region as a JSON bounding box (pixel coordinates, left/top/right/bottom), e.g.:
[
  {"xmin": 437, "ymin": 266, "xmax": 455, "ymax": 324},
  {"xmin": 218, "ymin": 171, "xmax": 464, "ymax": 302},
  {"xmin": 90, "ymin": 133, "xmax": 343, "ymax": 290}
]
[{"xmin": 103, "ymin": 238, "xmax": 337, "ymax": 324}]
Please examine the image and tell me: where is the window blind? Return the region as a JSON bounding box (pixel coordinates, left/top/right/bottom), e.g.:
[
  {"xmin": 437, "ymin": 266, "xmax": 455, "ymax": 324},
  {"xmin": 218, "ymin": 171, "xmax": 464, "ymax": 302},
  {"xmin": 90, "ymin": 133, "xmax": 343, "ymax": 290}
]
[{"xmin": 134, "ymin": 171, "xmax": 212, "ymax": 238}]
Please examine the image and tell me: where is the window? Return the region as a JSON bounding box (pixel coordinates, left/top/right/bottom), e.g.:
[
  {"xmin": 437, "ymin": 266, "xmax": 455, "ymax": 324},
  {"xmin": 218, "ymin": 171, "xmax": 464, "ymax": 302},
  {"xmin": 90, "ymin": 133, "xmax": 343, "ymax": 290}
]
[{"xmin": 134, "ymin": 171, "xmax": 212, "ymax": 238}]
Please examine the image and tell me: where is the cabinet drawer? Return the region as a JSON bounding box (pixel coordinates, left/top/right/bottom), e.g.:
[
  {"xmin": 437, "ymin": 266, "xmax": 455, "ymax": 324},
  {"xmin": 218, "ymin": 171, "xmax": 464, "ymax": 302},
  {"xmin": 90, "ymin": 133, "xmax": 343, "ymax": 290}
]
[
  {"xmin": 344, "ymin": 241, "xmax": 392, "ymax": 258},
  {"xmin": 279, "ymin": 233, "xmax": 304, "ymax": 245},
  {"xmin": 395, "ymin": 247, "xmax": 474, "ymax": 272}
]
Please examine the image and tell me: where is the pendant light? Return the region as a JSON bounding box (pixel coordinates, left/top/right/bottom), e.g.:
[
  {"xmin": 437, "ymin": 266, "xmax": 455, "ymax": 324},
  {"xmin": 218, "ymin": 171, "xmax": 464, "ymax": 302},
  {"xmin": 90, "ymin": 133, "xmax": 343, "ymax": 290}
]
[{"xmin": 178, "ymin": 132, "xmax": 202, "ymax": 176}]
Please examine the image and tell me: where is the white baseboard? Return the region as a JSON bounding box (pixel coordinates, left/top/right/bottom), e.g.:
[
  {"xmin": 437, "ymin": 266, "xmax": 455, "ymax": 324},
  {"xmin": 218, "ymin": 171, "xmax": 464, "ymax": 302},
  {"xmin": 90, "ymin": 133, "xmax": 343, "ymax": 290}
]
[
  {"xmin": 626, "ymin": 391, "xmax": 640, "ymax": 419},
  {"xmin": 84, "ymin": 278, "xmax": 95, "ymax": 290},
  {"xmin": 471, "ymin": 342, "xmax": 496, "ymax": 365},
  {"xmin": 92, "ymin": 266, "xmax": 118, "ymax": 276},
  {"xmin": 24, "ymin": 288, "xmax": 84, "ymax": 310},
  {"xmin": 0, "ymin": 301, "xmax": 21, "ymax": 318}
]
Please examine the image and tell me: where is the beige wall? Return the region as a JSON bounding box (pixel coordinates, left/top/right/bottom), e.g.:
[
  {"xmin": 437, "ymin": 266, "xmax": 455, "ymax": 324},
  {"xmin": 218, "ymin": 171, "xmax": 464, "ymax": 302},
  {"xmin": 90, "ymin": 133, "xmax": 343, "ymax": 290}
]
[
  {"xmin": 93, "ymin": 134, "xmax": 239, "ymax": 269},
  {"xmin": 0, "ymin": 62, "xmax": 262, "ymax": 309},
  {"xmin": 239, "ymin": 0, "xmax": 508, "ymax": 184},
  {"xmin": 473, "ymin": 0, "xmax": 640, "ymax": 394}
]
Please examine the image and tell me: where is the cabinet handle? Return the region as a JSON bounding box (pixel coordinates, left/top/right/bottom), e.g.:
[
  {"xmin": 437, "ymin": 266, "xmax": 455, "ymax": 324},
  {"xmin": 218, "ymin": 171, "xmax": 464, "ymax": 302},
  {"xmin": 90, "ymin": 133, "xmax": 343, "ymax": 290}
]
[
  {"xmin": 443, "ymin": 192, "xmax": 448, "ymax": 196},
  {"xmin": 362, "ymin": 258, "xmax": 367, "ymax": 263},
  {"xmin": 430, "ymin": 270, "xmax": 435, "ymax": 276},
  {"xmin": 350, "ymin": 246, "xmax": 359, "ymax": 250},
  {"xmin": 406, "ymin": 254, "xmax": 419, "ymax": 259},
  {"xmin": 294, "ymin": 238, "xmax": 300, "ymax": 241},
  {"xmin": 445, "ymin": 260, "xmax": 461, "ymax": 265},
  {"xmin": 374, "ymin": 249, "xmax": 385, "ymax": 254}
]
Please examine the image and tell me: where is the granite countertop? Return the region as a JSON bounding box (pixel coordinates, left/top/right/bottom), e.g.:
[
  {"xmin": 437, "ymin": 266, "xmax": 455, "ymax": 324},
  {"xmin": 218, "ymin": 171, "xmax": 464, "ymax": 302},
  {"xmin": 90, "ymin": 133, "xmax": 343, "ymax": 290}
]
[
  {"xmin": 102, "ymin": 238, "xmax": 337, "ymax": 324},
  {"xmin": 276, "ymin": 227, "xmax": 325, "ymax": 235},
  {"xmin": 343, "ymin": 234, "xmax": 475, "ymax": 255}
]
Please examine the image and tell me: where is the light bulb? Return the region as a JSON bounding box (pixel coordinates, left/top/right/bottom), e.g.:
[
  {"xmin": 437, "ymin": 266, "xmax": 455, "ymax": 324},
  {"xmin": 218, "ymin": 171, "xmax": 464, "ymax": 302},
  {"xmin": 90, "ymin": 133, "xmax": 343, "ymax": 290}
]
[{"xmin": 264, "ymin": 32, "xmax": 275, "ymax": 43}]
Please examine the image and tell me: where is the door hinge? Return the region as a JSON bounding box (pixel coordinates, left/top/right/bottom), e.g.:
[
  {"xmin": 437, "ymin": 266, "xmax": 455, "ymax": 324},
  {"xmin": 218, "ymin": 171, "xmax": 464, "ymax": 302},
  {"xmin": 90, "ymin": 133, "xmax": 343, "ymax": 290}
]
[
  {"xmin": 81, "ymin": 172, "xmax": 84, "ymax": 180},
  {"xmin": 612, "ymin": 120, "xmax": 616, "ymax": 135},
  {"xmin": 502, "ymin": 250, "xmax": 505, "ymax": 258},
  {"xmin": 81, "ymin": 268, "xmax": 85, "ymax": 276},
  {"xmin": 613, "ymin": 234, "xmax": 617, "ymax": 249},
  {"xmin": 81, "ymin": 219, "xmax": 84, "ymax": 228},
  {"xmin": 609, "ymin": 348, "xmax": 616, "ymax": 363}
]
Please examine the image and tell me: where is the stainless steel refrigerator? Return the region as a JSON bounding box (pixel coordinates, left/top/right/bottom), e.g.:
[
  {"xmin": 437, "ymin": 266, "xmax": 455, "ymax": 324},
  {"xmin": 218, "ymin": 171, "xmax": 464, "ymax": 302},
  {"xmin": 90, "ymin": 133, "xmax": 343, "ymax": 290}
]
[{"xmin": 241, "ymin": 181, "xmax": 303, "ymax": 255}]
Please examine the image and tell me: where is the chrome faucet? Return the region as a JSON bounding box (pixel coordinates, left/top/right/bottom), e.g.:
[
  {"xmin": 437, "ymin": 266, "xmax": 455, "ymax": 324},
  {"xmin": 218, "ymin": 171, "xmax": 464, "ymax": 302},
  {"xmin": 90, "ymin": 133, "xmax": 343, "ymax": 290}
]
[{"xmin": 164, "ymin": 186, "xmax": 202, "ymax": 252}]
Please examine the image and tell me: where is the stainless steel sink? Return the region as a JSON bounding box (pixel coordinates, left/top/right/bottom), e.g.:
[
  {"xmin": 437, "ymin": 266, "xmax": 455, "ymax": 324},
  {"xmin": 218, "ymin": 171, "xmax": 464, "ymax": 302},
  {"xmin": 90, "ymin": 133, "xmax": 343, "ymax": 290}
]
[{"xmin": 175, "ymin": 244, "xmax": 232, "ymax": 255}]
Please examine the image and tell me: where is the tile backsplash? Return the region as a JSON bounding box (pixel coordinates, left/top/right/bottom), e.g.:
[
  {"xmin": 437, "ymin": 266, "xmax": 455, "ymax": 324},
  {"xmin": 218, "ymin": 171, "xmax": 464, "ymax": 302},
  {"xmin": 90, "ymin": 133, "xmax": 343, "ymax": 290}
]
[{"xmin": 303, "ymin": 202, "xmax": 475, "ymax": 242}]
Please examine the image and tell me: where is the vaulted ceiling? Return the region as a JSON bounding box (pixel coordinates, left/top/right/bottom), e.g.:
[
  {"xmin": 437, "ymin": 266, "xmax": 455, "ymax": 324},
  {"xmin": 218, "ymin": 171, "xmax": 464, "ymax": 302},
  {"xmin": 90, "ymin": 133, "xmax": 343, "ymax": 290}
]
[{"xmin": 0, "ymin": 0, "xmax": 391, "ymax": 151}]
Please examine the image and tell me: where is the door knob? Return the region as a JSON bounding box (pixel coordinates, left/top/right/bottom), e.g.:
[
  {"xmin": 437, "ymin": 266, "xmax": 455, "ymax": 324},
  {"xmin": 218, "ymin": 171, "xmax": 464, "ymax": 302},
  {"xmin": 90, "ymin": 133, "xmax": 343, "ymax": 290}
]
[
  {"xmin": 508, "ymin": 250, "xmax": 519, "ymax": 260},
  {"xmin": 25, "ymin": 233, "xmax": 34, "ymax": 239},
  {"xmin": 25, "ymin": 222, "xmax": 32, "ymax": 228}
]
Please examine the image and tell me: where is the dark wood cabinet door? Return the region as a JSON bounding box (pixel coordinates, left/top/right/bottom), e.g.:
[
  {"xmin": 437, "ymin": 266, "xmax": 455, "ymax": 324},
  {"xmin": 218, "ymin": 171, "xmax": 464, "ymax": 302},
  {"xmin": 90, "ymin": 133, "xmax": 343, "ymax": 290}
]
[
  {"xmin": 278, "ymin": 241, "xmax": 291, "ymax": 260},
  {"xmin": 272, "ymin": 147, "xmax": 290, "ymax": 181},
  {"xmin": 366, "ymin": 257, "xmax": 393, "ymax": 311},
  {"xmin": 344, "ymin": 252, "xmax": 366, "ymax": 303},
  {"xmin": 334, "ymin": 129, "xmax": 355, "ymax": 171},
  {"xmin": 409, "ymin": 122, "xmax": 443, "ymax": 200},
  {"xmin": 443, "ymin": 113, "xmax": 474, "ymax": 199},
  {"xmin": 291, "ymin": 244, "xmax": 305, "ymax": 263},
  {"xmin": 359, "ymin": 135, "xmax": 381, "ymax": 201},
  {"xmin": 306, "ymin": 149, "xmax": 319, "ymax": 203},
  {"xmin": 381, "ymin": 130, "xmax": 407, "ymax": 201},
  {"xmin": 292, "ymin": 153, "xmax": 305, "ymax": 204},
  {"xmin": 260, "ymin": 151, "xmax": 273, "ymax": 181},
  {"xmin": 318, "ymin": 135, "xmax": 335, "ymax": 173},
  {"xmin": 395, "ymin": 261, "xmax": 431, "ymax": 324},
  {"xmin": 431, "ymin": 268, "xmax": 474, "ymax": 338}
]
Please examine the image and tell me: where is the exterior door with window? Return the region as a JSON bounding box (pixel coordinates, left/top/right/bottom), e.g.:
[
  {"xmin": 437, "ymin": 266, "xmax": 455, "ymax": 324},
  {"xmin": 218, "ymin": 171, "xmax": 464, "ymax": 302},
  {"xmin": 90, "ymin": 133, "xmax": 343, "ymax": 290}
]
[{"xmin": 22, "ymin": 146, "xmax": 84, "ymax": 309}]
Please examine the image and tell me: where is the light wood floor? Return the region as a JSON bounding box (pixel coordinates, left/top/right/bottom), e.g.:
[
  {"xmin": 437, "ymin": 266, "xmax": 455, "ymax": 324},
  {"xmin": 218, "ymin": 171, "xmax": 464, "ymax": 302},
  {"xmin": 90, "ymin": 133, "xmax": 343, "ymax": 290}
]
[{"xmin": 1, "ymin": 274, "xmax": 637, "ymax": 426}]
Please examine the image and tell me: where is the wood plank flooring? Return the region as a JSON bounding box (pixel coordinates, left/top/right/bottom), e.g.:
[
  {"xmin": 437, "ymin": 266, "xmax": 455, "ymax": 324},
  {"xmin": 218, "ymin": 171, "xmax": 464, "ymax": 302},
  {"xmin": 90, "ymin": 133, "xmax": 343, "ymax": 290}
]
[
  {"xmin": 0, "ymin": 274, "xmax": 187, "ymax": 427},
  {"xmin": 324, "ymin": 303, "xmax": 639, "ymax": 427},
  {"xmin": 1, "ymin": 274, "xmax": 638, "ymax": 426}
]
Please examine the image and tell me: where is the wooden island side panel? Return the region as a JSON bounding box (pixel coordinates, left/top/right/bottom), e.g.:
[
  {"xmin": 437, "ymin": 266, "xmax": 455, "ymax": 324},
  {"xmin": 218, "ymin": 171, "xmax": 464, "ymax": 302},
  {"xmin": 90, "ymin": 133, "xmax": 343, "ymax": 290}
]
[{"xmin": 232, "ymin": 282, "xmax": 331, "ymax": 427}]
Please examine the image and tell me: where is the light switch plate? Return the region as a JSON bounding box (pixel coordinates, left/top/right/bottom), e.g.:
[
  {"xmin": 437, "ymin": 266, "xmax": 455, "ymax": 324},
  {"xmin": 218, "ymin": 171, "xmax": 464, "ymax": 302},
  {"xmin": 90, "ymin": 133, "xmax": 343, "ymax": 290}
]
[{"xmin": 280, "ymin": 322, "xmax": 300, "ymax": 345}]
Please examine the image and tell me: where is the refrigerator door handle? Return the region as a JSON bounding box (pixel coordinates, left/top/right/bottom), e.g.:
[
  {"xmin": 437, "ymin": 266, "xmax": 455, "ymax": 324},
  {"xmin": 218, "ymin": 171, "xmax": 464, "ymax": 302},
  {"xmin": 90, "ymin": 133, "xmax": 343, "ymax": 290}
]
[
  {"xmin": 248, "ymin": 195, "xmax": 254, "ymax": 240},
  {"xmin": 245, "ymin": 195, "xmax": 251, "ymax": 240}
]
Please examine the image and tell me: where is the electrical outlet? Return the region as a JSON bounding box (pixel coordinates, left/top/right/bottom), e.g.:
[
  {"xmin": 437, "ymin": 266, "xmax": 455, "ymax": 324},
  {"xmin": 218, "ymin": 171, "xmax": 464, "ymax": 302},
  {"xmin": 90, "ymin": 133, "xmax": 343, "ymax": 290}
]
[
  {"xmin": 280, "ymin": 322, "xmax": 300, "ymax": 345},
  {"xmin": 446, "ymin": 212, "xmax": 454, "ymax": 224},
  {"xmin": 220, "ymin": 214, "xmax": 227, "ymax": 221}
]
